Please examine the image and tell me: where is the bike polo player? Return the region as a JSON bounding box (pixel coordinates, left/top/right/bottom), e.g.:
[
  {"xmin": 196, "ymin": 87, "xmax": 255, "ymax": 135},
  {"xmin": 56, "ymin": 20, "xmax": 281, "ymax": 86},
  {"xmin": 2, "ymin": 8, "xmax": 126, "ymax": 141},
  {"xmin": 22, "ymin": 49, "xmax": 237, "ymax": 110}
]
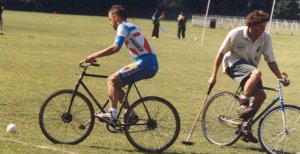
[
  {"xmin": 84, "ymin": 5, "xmax": 158, "ymax": 123},
  {"xmin": 208, "ymin": 10, "xmax": 288, "ymax": 143}
]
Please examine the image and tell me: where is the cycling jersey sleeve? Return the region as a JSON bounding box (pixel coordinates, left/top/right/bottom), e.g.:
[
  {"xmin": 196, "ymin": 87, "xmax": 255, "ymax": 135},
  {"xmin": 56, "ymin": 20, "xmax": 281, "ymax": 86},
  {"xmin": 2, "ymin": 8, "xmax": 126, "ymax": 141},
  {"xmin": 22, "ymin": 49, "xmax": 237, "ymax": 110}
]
[
  {"xmin": 114, "ymin": 35, "xmax": 125, "ymax": 48},
  {"xmin": 114, "ymin": 24, "xmax": 129, "ymax": 48}
]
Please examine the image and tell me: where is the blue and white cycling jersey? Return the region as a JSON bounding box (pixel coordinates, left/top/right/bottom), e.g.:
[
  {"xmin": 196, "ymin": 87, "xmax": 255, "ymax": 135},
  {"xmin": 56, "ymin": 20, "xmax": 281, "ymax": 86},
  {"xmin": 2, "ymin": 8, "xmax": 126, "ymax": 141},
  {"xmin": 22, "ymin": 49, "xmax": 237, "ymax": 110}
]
[
  {"xmin": 114, "ymin": 21, "xmax": 156, "ymax": 59},
  {"xmin": 113, "ymin": 21, "xmax": 158, "ymax": 85}
]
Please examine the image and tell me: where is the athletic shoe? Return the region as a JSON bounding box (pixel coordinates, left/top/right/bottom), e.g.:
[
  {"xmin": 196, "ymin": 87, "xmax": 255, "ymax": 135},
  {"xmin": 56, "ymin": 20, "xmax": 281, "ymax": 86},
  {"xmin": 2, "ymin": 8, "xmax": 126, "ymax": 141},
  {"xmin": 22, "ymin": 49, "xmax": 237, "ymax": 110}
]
[
  {"xmin": 241, "ymin": 131, "xmax": 258, "ymax": 143},
  {"xmin": 95, "ymin": 112, "xmax": 117, "ymax": 125},
  {"xmin": 238, "ymin": 105, "xmax": 255, "ymax": 119}
]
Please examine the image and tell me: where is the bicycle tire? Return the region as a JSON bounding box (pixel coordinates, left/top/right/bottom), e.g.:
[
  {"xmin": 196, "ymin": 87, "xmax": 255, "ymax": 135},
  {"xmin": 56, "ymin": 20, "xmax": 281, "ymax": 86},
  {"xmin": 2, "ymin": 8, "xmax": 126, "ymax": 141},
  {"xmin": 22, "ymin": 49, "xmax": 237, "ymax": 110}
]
[
  {"xmin": 258, "ymin": 104, "xmax": 300, "ymax": 154},
  {"xmin": 124, "ymin": 96, "xmax": 180, "ymax": 152},
  {"xmin": 201, "ymin": 91, "xmax": 242, "ymax": 146},
  {"xmin": 39, "ymin": 89, "xmax": 95, "ymax": 144}
]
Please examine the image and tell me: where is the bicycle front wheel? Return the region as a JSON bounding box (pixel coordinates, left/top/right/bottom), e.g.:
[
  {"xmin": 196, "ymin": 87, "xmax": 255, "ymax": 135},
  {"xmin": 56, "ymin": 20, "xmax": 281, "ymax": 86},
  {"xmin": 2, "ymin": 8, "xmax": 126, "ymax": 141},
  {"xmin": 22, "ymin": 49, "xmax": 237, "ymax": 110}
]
[
  {"xmin": 124, "ymin": 96, "xmax": 180, "ymax": 152},
  {"xmin": 258, "ymin": 105, "xmax": 300, "ymax": 154},
  {"xmin": 39, "ymin": 89, "xmax": 95, "ymax": 144},
  {"xmin": 201, "ymin": 92, "xmax": 242, "ymax": 146}
]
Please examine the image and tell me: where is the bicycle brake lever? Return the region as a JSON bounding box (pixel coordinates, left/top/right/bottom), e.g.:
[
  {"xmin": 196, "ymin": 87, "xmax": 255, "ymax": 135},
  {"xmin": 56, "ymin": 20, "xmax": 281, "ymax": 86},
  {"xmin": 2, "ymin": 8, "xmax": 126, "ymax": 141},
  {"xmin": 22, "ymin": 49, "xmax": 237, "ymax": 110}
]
[{"xmin": 91, "ymin": 60, "xmax": 100, "ymax": 67}]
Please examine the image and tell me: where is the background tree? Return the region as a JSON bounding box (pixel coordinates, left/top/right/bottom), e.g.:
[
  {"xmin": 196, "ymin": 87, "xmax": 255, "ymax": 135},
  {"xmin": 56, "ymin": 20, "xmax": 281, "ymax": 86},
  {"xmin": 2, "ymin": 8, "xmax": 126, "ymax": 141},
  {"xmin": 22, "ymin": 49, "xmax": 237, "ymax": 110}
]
[
  {"xmin": 274, "ymin": 0, "xmax": 300, "ymax": 19},
  {"xmin": 3, "ymin": 0, "xmax": 300, "ymax": 19}
]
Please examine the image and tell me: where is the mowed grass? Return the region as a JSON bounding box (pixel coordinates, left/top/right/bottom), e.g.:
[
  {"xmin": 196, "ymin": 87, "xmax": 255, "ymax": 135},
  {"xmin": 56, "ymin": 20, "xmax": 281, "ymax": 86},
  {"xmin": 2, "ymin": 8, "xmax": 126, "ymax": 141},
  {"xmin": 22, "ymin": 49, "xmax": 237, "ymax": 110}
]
[{"xmin": 0, "ymin": 10, "xmax": 300, "ymax": 154}]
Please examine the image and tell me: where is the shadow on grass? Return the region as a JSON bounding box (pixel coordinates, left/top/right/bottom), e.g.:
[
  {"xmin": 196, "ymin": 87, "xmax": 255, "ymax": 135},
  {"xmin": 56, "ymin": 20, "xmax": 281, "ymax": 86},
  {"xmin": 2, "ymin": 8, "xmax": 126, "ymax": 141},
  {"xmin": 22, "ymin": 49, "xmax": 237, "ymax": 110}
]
[
  {"xmin": 85, "ymin": 144, "xmax": 183, "ymax": 154},
  {"xmin": 0, "ymin": 34, "xmax": 34, "ymax": 38},
  {"xmin": 230, "ymin": 144, "xmax": 265, "ymax": 153}
]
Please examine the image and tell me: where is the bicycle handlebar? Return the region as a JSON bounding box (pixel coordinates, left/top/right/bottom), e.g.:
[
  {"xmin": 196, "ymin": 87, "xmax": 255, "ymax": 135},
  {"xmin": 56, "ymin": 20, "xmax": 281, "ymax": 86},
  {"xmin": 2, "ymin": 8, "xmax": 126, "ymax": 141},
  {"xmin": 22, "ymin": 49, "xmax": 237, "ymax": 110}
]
[
  {"xmin": 279, "ymin": 78, "xmax": 290, "ymax": 86},
  {"xmin": 262, "ymin": 72, "xmax": 290, "ymax": 92},
  {"xmin": 79, "ymin": 60, "xmax": 100, "ymax": 68}
]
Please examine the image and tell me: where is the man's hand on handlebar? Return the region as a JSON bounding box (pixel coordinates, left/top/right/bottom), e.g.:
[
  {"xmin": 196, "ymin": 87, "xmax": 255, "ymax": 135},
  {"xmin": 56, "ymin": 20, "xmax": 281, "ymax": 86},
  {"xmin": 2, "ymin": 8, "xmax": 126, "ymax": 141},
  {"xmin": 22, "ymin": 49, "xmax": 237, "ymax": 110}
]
[
  {"xmin": 281, "ymin": 72, "xmax": 290, "ymax": 86},
  {"xmin": 281, "ymin": 79, "xmax": 290, "ymax": 86},
  {"xmin": 79, "ymin": 59, "xmax": 99, "ymax": 68}
]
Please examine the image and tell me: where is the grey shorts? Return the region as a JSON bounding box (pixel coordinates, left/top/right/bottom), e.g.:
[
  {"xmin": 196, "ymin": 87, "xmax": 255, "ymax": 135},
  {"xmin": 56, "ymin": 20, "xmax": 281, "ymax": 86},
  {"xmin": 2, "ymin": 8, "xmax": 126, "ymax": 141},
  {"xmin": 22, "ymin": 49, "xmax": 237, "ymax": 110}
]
[{"xmin": 225, "ymin": 60, "xmax": 263, "ymax": 89}]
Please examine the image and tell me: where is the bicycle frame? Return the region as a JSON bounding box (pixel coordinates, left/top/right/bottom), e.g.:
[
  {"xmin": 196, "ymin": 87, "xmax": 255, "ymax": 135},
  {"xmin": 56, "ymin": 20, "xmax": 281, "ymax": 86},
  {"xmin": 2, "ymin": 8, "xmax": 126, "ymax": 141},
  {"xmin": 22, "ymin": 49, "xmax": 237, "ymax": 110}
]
[{"xmin": 67, "ymin": 65, "xmax": 145, "ymax": 120}]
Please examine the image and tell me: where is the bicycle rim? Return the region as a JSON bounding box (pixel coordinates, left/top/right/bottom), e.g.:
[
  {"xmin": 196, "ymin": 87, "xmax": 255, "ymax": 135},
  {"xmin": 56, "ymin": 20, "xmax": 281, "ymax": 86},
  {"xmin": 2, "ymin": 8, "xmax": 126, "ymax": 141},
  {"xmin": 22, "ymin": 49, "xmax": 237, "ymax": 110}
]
[
  {"xmin": 201, "ymin": 92, "xmax": 241, "ymax": 146},
  {"xmin": 258, "ymin": 105, "xmax": 300, "ymax": 154},
  {"xmin": 39, "ymin": 89, "xmax": 95, "ymax": 144},
  {"xmin": 124, "ymin": 96, "xmax": 180, "ymax": 152}
]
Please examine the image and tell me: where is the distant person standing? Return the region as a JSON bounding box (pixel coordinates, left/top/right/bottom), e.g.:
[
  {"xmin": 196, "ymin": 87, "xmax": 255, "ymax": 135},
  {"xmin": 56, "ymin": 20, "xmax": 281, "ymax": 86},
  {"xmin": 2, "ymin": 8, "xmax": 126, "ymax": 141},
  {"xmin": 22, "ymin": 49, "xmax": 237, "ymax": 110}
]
[
  {"xmin": 151, "ymin": 8, "xmax": 160, "ymax": 38},
  {"xmin": 0, "ymin": 1, "xmax": 4, "ymax": 35},
  {"xmin": 177, "ymin": 10, "xmax": 186, "ymax": 39}
]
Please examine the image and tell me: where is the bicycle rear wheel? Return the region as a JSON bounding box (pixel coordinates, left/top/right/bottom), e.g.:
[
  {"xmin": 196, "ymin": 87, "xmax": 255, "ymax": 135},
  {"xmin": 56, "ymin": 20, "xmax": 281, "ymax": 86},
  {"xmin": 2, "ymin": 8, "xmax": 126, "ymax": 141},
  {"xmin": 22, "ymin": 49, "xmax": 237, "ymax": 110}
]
[
  {"xmin": 39, "ymin": 89, "xmax": 95, "ymax": 144},
  {"xmin": 201, "ymin": 92, "xmax": 242, "ymax": 146},
  {"xmin": 258, "ymin": 105, "xmax": 300, "ymax": 154},
  {"xmin": 124, "ymin": 96, "xmax": 180, "ymax": 152}
]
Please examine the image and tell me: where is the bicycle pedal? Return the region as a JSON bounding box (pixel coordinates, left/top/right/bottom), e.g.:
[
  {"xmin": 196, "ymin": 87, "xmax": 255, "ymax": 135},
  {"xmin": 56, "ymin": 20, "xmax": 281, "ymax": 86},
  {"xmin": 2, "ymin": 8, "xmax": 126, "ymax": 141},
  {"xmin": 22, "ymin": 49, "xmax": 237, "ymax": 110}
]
[
  {"xmin": 98, "ymin": 117, "xmax": 116, "ymax": 125},
  {"xmin": 241, "ymin": 136, "xmax": 250, "ymax": 142},
  {"xmin": 115, "ymin": 126, "xmax": 124, "ymax": 131},
  {"xmin": 97, "ymin": 117, "xmax": 106, "ymax": 122}
]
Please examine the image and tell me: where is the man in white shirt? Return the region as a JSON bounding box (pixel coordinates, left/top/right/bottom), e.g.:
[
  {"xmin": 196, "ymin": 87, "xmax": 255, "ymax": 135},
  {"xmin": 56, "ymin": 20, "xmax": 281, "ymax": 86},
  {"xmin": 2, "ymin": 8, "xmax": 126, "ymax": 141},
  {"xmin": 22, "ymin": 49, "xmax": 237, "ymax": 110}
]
[{"xmin": 208, "ymin": 10, "xmax": 288, "ymax": 143}]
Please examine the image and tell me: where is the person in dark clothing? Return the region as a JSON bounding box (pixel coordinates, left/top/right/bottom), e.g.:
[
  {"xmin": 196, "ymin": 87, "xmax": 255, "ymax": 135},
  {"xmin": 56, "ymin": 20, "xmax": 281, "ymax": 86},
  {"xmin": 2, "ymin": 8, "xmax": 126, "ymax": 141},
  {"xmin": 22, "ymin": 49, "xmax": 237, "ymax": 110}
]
[
  {"xmin": 0, "ymin": 1, "xmax": 4, "ymax": 35},
  {"xmin": 151, "ymin": 8, "xmax": 160, "ymax": 38},
  {"xmin": 177, "ymin": 10, "xmax": 186, "ymax": 39}
]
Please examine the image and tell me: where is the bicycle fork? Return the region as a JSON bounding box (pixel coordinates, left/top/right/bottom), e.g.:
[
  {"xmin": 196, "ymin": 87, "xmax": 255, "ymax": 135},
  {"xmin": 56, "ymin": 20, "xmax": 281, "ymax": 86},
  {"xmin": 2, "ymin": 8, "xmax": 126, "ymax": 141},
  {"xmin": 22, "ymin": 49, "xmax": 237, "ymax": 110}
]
[
  {"xmin": 278, "ymin": 83, "xmax": 289, "ymax": 135},
  {"xmin": 67, "ymin": 71, "xmax": 85, "ymax": 114},
  {"xmin": 62, "ymin": 70, "xmax": 86, "ymax": 127}
]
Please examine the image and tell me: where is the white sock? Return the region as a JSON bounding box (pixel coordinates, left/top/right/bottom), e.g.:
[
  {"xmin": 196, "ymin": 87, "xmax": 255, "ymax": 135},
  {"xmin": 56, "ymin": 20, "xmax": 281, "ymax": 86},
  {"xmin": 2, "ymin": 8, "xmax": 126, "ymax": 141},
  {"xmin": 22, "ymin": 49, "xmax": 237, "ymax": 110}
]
[
  {"xmin": 240, "ymin": 94, "xmax": 250, "ymax": 100},
  {"xmin": 109, "ymin": 108, "xmax": 118, "ymax": 119}
]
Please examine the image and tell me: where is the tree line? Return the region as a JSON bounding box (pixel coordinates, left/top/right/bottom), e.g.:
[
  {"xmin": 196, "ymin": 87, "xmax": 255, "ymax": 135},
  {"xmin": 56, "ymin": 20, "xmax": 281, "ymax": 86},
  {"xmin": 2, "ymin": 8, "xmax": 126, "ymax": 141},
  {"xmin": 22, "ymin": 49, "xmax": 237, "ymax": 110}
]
[{"xmin": 2, "ymin": 0, "xmax": 300, "ymax": 19}]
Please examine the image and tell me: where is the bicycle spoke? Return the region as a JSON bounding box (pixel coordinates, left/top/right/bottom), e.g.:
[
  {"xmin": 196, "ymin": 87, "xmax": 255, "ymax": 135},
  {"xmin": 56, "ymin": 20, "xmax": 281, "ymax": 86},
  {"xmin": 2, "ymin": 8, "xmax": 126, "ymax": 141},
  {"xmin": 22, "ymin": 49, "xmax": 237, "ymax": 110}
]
[
  {"xmin": 258, "ymin": 105, "xmax": 300, "ymax": 154},
  {"xmin": 39, "ymin": 90, "xmax": 95, "ymax": 144},
  {"xmin": 124, "ymin": 97, "xmax": 180, "ymax": 152},
  {"xmin": 202, "ymin": 92, "xmax": 241, "ymax": 146}
]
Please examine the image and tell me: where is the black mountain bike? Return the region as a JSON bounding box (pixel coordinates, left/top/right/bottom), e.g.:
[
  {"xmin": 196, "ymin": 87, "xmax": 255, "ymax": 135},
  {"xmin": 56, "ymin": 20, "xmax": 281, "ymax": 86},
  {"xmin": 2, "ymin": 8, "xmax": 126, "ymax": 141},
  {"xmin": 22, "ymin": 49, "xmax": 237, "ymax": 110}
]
[
  {"xmin": 201, "ymin": 76, "xmax": 300, "ymax": 154},
  {"xmin": 39, "ymin": 62, "xmax": 180, "ymax": 153}
]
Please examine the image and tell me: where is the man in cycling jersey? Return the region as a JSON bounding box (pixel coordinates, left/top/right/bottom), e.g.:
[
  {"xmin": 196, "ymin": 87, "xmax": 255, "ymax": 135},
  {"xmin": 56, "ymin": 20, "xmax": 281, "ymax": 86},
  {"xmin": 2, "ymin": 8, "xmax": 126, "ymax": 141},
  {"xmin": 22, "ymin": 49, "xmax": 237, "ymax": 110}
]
[
  {"xmin": 208, "ymin": 10, "xmax": 287, "ymax": 143},
  {"xmin": 84, "ymin": 5, "xmax": 158, "ymax": 123}
]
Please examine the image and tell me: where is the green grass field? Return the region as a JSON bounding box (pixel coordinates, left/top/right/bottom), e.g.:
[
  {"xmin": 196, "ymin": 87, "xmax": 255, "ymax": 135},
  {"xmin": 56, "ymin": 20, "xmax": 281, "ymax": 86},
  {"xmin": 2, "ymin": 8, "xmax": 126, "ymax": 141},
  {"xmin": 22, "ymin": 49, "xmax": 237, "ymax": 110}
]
[{"xmin": 0, "ymin": 10, "xmax": 300, "ymax": 154}]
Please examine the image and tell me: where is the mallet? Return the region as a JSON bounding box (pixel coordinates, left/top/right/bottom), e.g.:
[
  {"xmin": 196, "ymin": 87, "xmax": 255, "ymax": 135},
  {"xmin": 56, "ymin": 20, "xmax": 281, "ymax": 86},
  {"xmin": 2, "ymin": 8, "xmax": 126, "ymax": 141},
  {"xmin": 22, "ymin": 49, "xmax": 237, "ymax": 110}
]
[{"xmin": 182, "ymin": 84, "xmax": 214, "ymax": 145}]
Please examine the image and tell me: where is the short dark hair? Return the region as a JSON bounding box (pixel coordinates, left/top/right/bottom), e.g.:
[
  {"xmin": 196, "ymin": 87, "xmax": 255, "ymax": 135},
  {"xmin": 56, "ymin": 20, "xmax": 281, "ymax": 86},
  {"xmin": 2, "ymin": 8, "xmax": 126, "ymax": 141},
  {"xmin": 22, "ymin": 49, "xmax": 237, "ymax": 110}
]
[
  {"xmin": 108, "ymin": 5, "xmax": 127, "ymax": 19},
  {"xmin": 245, "ymin": 10, "xmax": 270, "ymax": 27}
]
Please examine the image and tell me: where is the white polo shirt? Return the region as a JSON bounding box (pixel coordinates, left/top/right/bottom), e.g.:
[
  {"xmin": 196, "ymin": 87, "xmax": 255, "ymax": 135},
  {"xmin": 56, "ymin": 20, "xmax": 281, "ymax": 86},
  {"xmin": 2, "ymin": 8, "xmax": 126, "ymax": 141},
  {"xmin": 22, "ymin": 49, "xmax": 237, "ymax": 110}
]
[{"xmin": 219, "ymin": 26, "xmax": 275, "ymax": 72}]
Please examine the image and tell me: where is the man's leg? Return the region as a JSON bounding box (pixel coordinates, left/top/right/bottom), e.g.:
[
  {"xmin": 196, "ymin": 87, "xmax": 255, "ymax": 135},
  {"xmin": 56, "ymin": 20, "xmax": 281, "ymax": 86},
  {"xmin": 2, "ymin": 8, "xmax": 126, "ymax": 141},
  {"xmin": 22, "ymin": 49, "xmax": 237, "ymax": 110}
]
[
  {"xmin": 182, "ymin": 27, "xmax": 186, "ymax": 39},
  {"xmin": 177, "ymin": 26, "xmax": 181, "ymax": 38},
  {"xmin": 251, "ymin": 88, "xmax": 266, "ymax": 112},
  {"xmin": 152, "ymin": 24, "xmax": 156, "ymax": 37},
  {"xmin": 107, "ymin": 73, "xmax": 124, "ymax": 109},
  {"xmin": 240, "ymin": 87, "xmax": 265, "ymax": 144},
  {"xmin": 154, "ymin": 24, "xmax": 159, "ymax": 38},
  {"xmin": 240, "ymin": 70, "xmax": 265, "ymax": 143},
  {"xmin": 238, "ymin": 69, "xmax": 262, "ymax": 119},
  {"xmin": 243, "ymin": 69, "xmax": 261, "ymax": 97},
  {"xmin": 96, "ymin": 73, "xmax": 124, "ymax": 121}
]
